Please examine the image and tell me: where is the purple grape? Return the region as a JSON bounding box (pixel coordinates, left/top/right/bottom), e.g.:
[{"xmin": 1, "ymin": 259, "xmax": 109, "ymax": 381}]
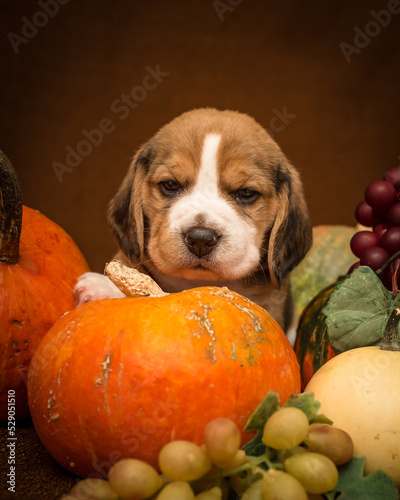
[
  {"xmin": 372, "ymin": 207, "xmax": 389, "ymax": 223},
  {"xmin": 350, "ymin": 231, "xmax": 380, "ymax": 258},
  {"xmin": 355, "ymin": 201, "xmax": 378, "ymax": 227},
  {"xmin": 348, "ymin": 261, "xmax": 360, "ymax": 274},
  {"xmin": 360, "ymin": 246, "xmax": 390, "ymax": 271},
  {"xmin": 374, "ymin": 223, "xmax": 390, "ymax": 240},
  {"xmin": 365, "ymin": 180, "xmax": 397, "ymax": 210},
  {"xmin": 380, "ymin": 227, "xmax": 400, "ymax": 255},
  {"xmin": 387, "ymin": 203, "xmax": 400, "ymax": 226},
  {"xmin": 384, "ymin": 167, "xmax": 400, "ymax": 194},
  {"xmin": 381, "ymin": 266, "xmax": 393, "ymax": 290}
]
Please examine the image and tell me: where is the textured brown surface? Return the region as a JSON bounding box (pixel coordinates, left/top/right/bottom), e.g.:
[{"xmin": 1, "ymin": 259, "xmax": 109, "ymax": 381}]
[
  {"xmin": 0, "ymin": 421, "xmax": 77, "ymax": 500},
  {"xmin": 0, "ymin": 0, "xmax": 399, "ymax": 273}
]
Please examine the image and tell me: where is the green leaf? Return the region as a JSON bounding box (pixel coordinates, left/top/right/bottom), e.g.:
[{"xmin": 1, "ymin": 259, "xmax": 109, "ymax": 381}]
[
  {"xmin": 242, "ymin": 391, "xmax": 280, "ymax": 456},
  {"xmin": 323, "ymin": 266, "xmax": 395, "ymax": 353},
  {"xmin": 243, "ymin": 391, "xmax": 280, "ymax": 432},
  {"xmin": 324, "ymin": 456, "xmax": 399, "ymax": 500},
  {"xmin": 241, "ymin": 431, "xmax": 266, "ymax": 457},
  {"xmin": 283, "ymin": 392, "xmax": 332, "ymax": 423}
]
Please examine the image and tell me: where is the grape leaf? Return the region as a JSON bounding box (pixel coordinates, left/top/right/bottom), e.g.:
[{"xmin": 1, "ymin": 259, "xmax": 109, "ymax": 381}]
[
  {"xmin": 242, "ymin": 391, "xmax": 331, "ymax": 456},
  {"xmin": 284, "ymin": 392, "xmax": 332, "ymax": 423},
  {"xmin": 324, "ymin": 456, "xmax": 399, "ymax": 500},
  {"xmin": 243, "ymin": 391, "xmax": 280, "ymax": 432},
  {"xmin": 322, "ymin": 266, "xmax": 400, "ymax": 353},
  {"xmin": 242, "ymin": 391, "xmax": 280, "ymax": 456},
  {"xmin": 241, "ymin": 430, "xmax": 267, "ymax": 457}
]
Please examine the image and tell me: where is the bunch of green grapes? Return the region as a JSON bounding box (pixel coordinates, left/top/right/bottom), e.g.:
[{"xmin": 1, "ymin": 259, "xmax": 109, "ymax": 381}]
[
  {"xmin": 62, "ymin": 411, "xmax": 353, "ymax": 500},
  {"xmin": 234, "ymin": 407, "xmax": 354, "ymax": 499}
]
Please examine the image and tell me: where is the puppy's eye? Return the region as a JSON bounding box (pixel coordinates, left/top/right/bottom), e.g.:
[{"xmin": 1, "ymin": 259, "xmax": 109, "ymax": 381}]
[
  {"xmin": 233, "ymin": 188, "xmax": 260, "ymax": 204},
  {"xmin": 159, "ymin": 180, "xmax": 182, "ymax": 196}
]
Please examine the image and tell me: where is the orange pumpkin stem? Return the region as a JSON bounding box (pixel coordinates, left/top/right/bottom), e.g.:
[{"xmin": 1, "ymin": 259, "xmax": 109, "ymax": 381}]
[
  {"xmin": 104, "ymin": 259, "xmax": 168, "ymax": 298},
  {"xmin": 381, "ymin": 307, "xmax": 400, "ymax": 351},
  {"xmin": 0, "ymin": 150, "xmax": 22, "ymax": 264}
]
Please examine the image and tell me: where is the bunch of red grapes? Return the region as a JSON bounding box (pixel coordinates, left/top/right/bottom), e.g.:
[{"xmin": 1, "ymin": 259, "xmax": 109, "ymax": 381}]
[{"xmin": 350, "ymin": 166, "xmax": 400, "ymax": 291}]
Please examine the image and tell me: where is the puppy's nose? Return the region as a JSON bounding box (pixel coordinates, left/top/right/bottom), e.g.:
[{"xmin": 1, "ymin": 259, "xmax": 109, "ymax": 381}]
[{"xmin": 184, "ymin": 227, "xmax": 220, "ymax": 258}]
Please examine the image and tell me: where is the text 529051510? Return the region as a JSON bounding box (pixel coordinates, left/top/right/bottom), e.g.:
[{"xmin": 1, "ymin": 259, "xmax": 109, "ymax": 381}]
[{"xmin": 7, "ymin": 389, "xmax": 17, "ymax": 493}]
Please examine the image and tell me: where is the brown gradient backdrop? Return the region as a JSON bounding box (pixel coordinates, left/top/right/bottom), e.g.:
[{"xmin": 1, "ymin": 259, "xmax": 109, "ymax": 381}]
[{"xmin": 1, "ymin": 0, "xmax": 399, "ymax": 272}]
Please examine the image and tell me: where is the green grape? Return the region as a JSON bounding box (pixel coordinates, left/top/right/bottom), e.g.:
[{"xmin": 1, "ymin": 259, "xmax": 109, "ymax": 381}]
[
  {"xmin": 284, "ymin": 452, "xmax": 339, "ymax": 494},
  {"xmin": 262, "ymin": 407, "xmax": 309, "ymax": 450},
  {"xmin": 305, "ymin": 424, "xmax": 354, "ymax": 465},
  {"xmin": 155, "ymin": 481, "xmax": 195, "ymax": 499},
  {"xmin": 262, "ymin": 469, "xmax": 307, "ymax": 500},
  {"xmin": 70, "ymin": 478, "xmax": 118, "ymax": 499},
  {"xmin": 158, "ymin": 440, "xmax": 212, "ymax": 481},
  {"xmin": 195, "ymin": 486, "xmax": 222, "ymax": 499},
  {"xmin": 203, "ymin": 418, "xmax": 241, "ymax": 467},
  {"xmin": 191, "ymin": 476, "xmax": 229, "ymax": 498},
  {"xmin": 108, "ymin": 458, "xmax": 163, "ymax": 499},
  {"xmin": 241, "ymin": 478, "xmax": 263, "ymax": 500},
  {"xmin": 230, "ymin": 470, "xmax": 263, "ymax": 494},
  {"xmin": 221, "ymin": 449, "xmax": 246, "ymax": 473},
  {"xmin": 307, "ymin": 423, "xmax": 327, "ymax": 431}
]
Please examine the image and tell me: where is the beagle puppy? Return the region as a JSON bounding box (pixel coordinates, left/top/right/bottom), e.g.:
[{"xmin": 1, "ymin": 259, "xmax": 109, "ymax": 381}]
[{"xmin": 74, "ymin": 108, "xmax": 312, "ymax": 332}]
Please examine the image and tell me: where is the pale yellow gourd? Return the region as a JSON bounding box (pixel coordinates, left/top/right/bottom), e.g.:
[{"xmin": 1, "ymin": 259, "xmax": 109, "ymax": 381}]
[{"xmin": 305, "ymin": 308, "xmax": 400, "ymax": 486}]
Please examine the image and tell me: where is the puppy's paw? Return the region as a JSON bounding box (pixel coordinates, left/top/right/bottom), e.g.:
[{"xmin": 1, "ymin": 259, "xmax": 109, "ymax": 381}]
[{"xmin": 74, "ymin": 272, "xmax": 126, "ymax": 306}]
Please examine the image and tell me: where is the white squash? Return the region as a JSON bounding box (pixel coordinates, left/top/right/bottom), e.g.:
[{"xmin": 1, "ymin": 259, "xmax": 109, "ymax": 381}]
[{"xmin": 305, "ymin": 341, "xmax": 400, "ymax": 486}]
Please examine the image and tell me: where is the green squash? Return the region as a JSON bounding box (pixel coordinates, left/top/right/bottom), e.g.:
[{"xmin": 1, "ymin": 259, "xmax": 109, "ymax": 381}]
[
  {"xmin": 291, "ymin": 225, "xmax": 358, "ymax": 318},
  {"xmin": 294, "ymin": 281, "xmax": 339, "ymax": 390}
]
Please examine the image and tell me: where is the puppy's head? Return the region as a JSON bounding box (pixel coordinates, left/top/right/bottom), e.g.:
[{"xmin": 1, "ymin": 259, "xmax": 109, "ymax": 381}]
[{"xmin": 108, "ymin": 108, "xmax": 312, "ymax": 286}]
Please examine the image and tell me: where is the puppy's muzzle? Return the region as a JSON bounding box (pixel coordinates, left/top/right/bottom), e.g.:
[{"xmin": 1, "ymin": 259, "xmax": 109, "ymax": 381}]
[{"xmin": 183, "ymin": 227, "xmax": 221, "ymax": 258}]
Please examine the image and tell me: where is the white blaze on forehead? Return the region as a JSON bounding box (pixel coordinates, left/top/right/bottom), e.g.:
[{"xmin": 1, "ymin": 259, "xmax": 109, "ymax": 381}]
[
  {"xmin": 197, "ymin": 133, "xmax": 221, "ymax": 198},
  {"xmin": 169, "ymin": 133, "xmax": 223, "ymax": 219}
]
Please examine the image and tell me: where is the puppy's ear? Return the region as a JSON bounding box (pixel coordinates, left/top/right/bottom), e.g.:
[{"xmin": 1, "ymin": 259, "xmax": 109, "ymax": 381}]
[
  {"xmin": 107, "ymin": 144, "xmax": 153, "ymax": 263},
  {"xmin": 267, "ymin": 160, "xmax": 313, "ymax": 287}
]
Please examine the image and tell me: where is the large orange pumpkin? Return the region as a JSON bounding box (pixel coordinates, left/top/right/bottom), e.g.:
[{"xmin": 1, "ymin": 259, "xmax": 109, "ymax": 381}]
[
  {"xmin": 27, "ymin": 269, "xmax": 300, "ymax": 478},
  {"xmin": 0, "ymin": 150, "xmax": 90, "ymax": 420}
]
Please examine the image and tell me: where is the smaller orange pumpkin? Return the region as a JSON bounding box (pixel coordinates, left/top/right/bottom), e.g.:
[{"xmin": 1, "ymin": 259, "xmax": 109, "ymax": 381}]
[
  {"xmin": 294, "ymin": 282, "xmax": 338, "ymax": 390},
  {"xmin": 27, "ymin": 262, "xmax": 301, "ymax": 477},
  {"xmin": 0, "ymin": 150, "xmax": 90, "ymax": 420}
]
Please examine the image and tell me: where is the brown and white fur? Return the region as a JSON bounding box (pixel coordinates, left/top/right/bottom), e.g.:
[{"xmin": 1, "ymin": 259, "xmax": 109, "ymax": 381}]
[{"xmin": 74, "ymin": 108, "xmax": 312, "ymax": 334}]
